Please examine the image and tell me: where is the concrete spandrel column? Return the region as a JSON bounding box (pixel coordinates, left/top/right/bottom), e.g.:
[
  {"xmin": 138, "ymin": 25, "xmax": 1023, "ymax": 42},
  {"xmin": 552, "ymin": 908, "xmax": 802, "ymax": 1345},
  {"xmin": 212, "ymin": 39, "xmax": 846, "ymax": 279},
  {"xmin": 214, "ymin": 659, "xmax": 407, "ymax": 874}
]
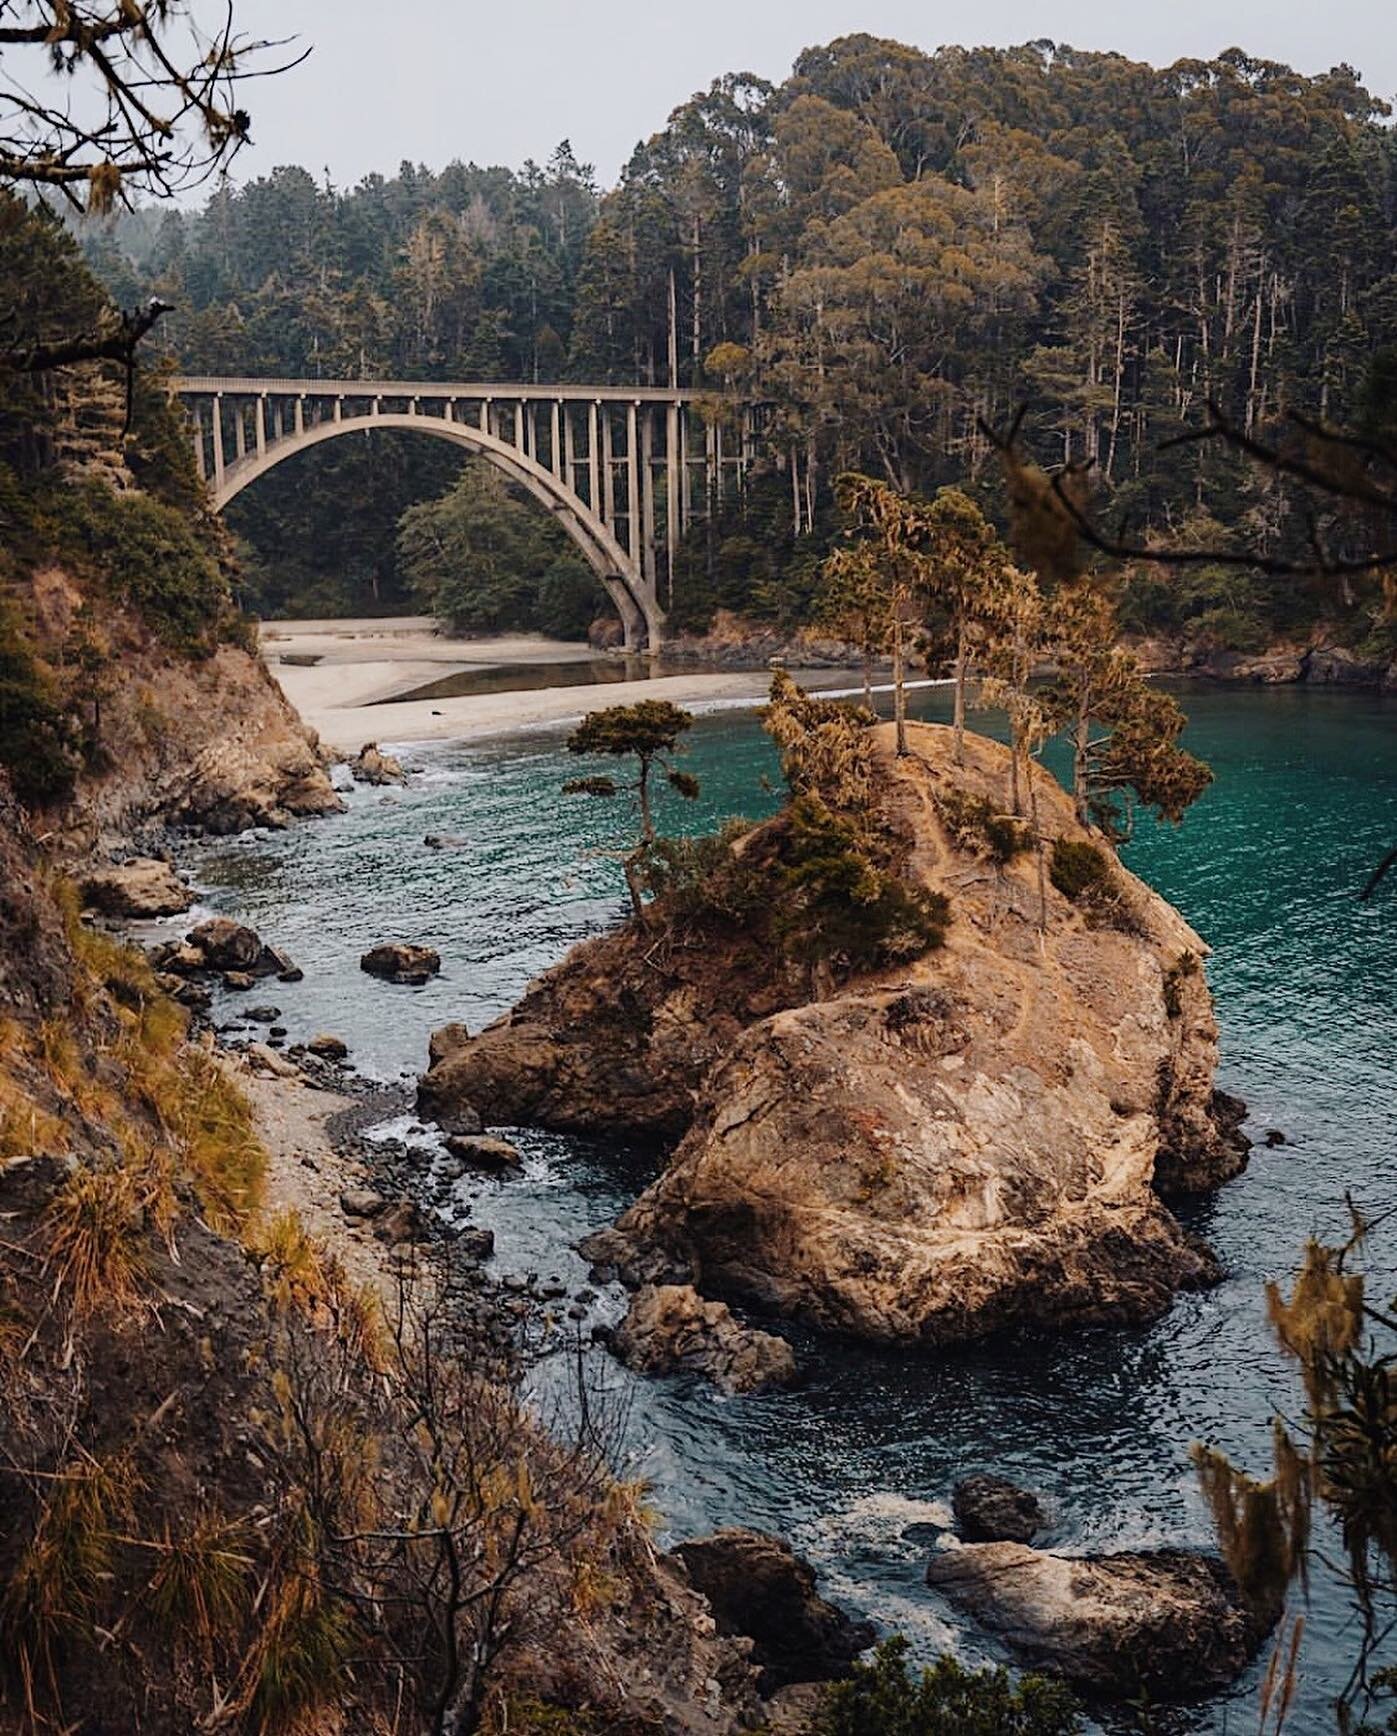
[
  {"xmin": 294, "ymin": 396, "xmax": 304, "ymax": 434},
  {"xmin": 517, "ymin": 399, "xmax": 528, "ymax": 453},
  {"xmin": 564, "ymin": 402, "xmax": 577, "ymax": 494},
  {"xmin": 212, "ymin": 395, "xmax": 225, "ymax": 488},
  {"xmin": 625, "ymin": 402, "xmax": 641, "ymax": 564},
  {"xmin": 601, "ymin": 405, "xmax": 615, "ymax": 529},
  {"xmin": 640, "ymin": 405, "xmax": 656, "ymax": 588},
  {"xmin": 191, "ymin": 404, "xmax": 205, "ymax": 479},
  {"xmin": 550, "ymin": 400, "xmax": 562, "ymax": 478},
  {"xmin": 480, "ymin": 398, "xmax": 490, "ymax": 433},
  {"xmin": 333, "ymin": 397, "xmax": 343, "ymax": 423},
  {"xmin": 589, "ymin": 402, "xmax": 601, "ymax": 516},
  {"xmin": 665, "ymin": 401, "xmax": 680, "ymax": 603},
  {"xmin": 255, "ymin": 396, "xmax": 266, "ymax": 459}
]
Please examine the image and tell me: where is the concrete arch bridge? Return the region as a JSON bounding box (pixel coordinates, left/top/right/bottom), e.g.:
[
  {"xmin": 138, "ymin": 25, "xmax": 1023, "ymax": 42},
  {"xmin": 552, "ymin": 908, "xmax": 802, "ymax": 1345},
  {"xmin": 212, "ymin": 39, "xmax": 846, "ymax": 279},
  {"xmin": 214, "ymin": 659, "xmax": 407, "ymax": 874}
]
[{"xmin": 173, "ymin": 377, "xmax": 759, "ymax": 650}]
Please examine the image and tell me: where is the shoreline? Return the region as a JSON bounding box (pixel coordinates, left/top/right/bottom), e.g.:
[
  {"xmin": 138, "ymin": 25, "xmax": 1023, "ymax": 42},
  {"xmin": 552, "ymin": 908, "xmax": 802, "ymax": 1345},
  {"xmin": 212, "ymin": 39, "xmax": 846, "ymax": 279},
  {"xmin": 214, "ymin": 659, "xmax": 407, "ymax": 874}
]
[{"xmin": 258, "ymin": 614, "xmax": 939, "ymax": 754}]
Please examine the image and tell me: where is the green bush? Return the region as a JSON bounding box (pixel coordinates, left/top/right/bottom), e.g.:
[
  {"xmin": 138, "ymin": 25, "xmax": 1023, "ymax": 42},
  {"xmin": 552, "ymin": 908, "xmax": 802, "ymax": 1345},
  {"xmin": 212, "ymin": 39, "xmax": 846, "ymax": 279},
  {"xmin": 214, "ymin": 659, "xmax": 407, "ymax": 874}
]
[
  {"xmin": 0, "ymin": 597, "xmax": 76, "ymax": 806},
  {"xmin": 776, "ymin": 796, "xmax": 950, "ymax": 973},
  {"xmin": 64, "ymin": 484, "xmax": 228, "ymax": 653},
  {"xmin": 815, "ymin": 1638, "xmax": 1080, "ymax": 1735},
  {"xmin": 935, "ymin": 789, "xmax": 1032, "ymax": 864},
  {"xmin": 1048, "ymin": 838, "xmax": 1111, "ymax": 901}
]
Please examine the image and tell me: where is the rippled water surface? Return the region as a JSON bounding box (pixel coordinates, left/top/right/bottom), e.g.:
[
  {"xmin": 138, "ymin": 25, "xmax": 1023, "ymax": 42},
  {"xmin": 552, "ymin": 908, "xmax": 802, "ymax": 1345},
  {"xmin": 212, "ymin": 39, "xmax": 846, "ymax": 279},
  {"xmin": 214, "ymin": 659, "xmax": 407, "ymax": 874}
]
[{"xmin": 184, "ymin": 682, "xmax": 1397, "ymax": 1728}]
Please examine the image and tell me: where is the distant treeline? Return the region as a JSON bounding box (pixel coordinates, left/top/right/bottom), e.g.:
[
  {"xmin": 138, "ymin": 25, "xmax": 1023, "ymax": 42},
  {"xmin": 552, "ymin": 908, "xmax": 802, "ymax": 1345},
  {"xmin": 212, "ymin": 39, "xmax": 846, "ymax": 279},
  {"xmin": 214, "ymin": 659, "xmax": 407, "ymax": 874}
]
[{"xmin": 83, "ymin": 38, "xmax": 1397, "ymax": 646}]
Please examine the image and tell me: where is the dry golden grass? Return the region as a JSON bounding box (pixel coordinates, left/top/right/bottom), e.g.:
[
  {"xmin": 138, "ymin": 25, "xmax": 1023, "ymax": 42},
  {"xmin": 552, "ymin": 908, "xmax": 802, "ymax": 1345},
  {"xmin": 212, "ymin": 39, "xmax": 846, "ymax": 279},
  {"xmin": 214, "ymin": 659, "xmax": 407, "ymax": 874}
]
[{"xmin": 43, "ymin": 1162, "xmax": 150, "ymax": 1316}]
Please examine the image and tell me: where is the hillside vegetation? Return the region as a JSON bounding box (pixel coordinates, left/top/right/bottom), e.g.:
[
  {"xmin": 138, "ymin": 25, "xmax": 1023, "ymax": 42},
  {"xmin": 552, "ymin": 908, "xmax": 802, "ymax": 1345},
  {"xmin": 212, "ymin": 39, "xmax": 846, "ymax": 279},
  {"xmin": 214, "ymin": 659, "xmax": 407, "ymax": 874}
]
[{"xmin": 83, "ymin": 38, "xmax": 1397, "ymax": 655}]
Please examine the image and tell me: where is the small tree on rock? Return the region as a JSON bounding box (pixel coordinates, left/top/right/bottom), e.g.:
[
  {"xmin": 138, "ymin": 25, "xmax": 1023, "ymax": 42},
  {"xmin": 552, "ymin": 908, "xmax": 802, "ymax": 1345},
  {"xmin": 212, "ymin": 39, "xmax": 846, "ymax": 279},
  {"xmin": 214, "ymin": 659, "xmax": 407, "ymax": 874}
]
[
  {"xmin": 1045, "ymin": 579, "xmax": 1211, "ymax": 837},
  {"xmin": 565, "ymin": 700, "xmax": 699, "ymax": 921}
]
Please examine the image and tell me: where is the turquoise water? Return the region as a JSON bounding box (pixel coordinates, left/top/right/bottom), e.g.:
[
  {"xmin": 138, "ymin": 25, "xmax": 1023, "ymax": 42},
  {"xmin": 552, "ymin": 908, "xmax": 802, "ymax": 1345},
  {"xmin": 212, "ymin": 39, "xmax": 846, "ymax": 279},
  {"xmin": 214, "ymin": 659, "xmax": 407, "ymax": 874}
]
[{"xmin": 183, "ymin": 681, "xmax": 1397, "ymax": 1728}]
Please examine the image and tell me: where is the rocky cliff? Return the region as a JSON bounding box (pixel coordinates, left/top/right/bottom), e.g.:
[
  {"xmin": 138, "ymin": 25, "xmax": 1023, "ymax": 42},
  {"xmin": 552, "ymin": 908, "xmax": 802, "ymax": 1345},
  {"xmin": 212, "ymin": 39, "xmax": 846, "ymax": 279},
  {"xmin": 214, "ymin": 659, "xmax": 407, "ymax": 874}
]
[{"xmin": 426, "ymin": 722, "xmax": 1248, "ymax": 1347}]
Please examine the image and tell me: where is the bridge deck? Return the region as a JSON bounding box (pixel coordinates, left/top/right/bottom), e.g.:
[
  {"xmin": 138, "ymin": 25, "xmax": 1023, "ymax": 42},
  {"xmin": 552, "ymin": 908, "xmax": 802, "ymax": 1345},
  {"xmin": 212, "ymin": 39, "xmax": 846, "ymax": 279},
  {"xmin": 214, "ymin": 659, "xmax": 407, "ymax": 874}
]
[{"xmin": 173, "ymin": 375, "xmax": 712, "ymax": 404}]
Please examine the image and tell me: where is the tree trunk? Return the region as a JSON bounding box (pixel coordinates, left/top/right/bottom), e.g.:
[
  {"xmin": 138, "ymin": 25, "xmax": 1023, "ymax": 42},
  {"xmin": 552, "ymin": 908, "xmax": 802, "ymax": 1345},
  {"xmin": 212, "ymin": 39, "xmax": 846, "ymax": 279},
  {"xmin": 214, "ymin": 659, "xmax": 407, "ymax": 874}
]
[
  {"xmin": 1073, "ymin": 698, "xmax": 1090, "ymax": 825},
  {"xmin": 953, "ymin": 624, "xmax": 968, "ymax": 765},
  {"xmin": 893, "ymin": 612, "xmax": 908, "ymax": 757}
]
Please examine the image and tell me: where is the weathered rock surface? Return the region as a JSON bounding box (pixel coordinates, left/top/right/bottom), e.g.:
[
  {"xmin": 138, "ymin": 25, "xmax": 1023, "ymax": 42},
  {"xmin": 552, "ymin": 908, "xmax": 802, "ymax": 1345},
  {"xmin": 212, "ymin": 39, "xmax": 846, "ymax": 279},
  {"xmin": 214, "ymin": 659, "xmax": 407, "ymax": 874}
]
[
  {"xmin": 443, "ymin": 1133, "xmax": 522, "ymax": 1172},
  {"xmin": 340, "ymin": 1188, "xmax": 387, "ymax": 1218},
  {"xmin": 307, "ymin": 1033, "xmax": 348, "ymax": 1060},
  {"xmin": 185, "ymin": 917, "xmax": 288, "ymax": 979},
  {"xmin": 351, "ymin": 741, "xmax": 406, "ymax": 785},
  {"xmin": 80, "ymin": 857, "xmax": 193, "ymax": 918},
  {"xmin": 424, "ymin": 724, "xmax": 1246, "ymax": 1348},
  {"xmin": 673, "ymin": 1528, "xmax": 874, "ymax": 1690},
  {"xmin": 952, "ymin": 1475, "xmax": 1047, "ymax": 1544},
  {"xmin": 612, "ymin": 1284, "xmax": 796, "ymax": 1394},
  {"xmin": 427, "ymin": 1021, "xmax": 471, "ymax": 1067},
  {"xmin": 924, "ymin": 1542, "xmax": 1275, "ymax": 1699},
  {"xmin": 361, "ymin": 942, "xmax": 441, "ymax": 985}
]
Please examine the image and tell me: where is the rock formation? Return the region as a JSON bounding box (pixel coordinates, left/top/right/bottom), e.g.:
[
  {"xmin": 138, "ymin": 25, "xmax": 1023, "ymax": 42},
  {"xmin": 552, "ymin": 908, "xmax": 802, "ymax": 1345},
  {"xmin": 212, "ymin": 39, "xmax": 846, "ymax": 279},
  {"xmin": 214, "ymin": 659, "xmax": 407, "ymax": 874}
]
[
  {"xmin": 361, "ymin": 941, "xmax": 442, "ymax": 985},
  {"xmin": 925, "ymin": 1542, "xmax": 1276, "ymax": 1699},
  {"xmin": 430, "ymin": 722, "xmax": 1247, "ymax": 1348},
  {"xmin": 673, "ymin": 1529, "xmax": 874, "ymax": 1689},
  {"xmin": 952, "ymin": 1475, "xmax": 1047, "ymax": 1545},
  {"xmin": 612, "ymin": 1284, "xmax": 797, "ymax": 1394},
  {"xmin": 80, "ymin": 856, "xmax": 194, "ymax": 918}
]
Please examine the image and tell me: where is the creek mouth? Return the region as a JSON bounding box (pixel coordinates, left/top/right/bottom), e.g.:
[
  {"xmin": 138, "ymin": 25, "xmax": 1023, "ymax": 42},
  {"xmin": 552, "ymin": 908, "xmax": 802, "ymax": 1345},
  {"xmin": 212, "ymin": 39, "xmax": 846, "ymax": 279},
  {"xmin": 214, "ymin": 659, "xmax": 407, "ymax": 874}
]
[{"xmin": 166, "ymin": 680, "xmax": 1397, "ymax": 1730}]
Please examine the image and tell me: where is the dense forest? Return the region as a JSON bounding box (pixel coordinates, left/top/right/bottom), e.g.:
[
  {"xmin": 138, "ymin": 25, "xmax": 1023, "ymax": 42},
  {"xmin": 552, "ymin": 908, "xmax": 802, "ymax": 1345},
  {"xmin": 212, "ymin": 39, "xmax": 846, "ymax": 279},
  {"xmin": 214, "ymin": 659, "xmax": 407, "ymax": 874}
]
[{"xmin": 83, "ymin": 38, "xmax": 1397, "ymax": 647}]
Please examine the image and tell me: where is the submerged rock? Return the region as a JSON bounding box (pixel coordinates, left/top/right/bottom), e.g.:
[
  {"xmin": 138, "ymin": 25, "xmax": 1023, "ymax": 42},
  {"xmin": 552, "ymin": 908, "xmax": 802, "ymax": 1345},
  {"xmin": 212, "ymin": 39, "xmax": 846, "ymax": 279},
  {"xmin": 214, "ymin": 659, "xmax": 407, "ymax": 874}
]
[
  {"xmin": 361, "ymin": 942, "xmax": 441, "ymax": 985},
  {"xmin": 952, "ymin": 1475, "xmax": 1047, "ymax": 1545},
  {"xmin": 612, "ymin": 1284, "xmax": 796, "ymax": 1395},
  {"xmin": 81, "ymin": 857, "xmax": 193, "ymax": 919},
  {"xmin": 924, "ymin": 1542, "xmax": 1275, "ymax": 1700},
  {"xmin": 674, "ymin": 1528, "xmax": 874, "ymax": 1690}
]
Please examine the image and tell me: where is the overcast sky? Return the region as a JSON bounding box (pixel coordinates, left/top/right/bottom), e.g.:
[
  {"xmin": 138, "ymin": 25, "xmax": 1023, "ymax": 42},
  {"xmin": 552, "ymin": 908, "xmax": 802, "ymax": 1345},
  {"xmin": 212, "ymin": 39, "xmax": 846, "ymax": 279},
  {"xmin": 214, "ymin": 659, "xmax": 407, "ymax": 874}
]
[{"xmin": 224, "ymin": 0, "xmax": 1397, "ymax": 191}]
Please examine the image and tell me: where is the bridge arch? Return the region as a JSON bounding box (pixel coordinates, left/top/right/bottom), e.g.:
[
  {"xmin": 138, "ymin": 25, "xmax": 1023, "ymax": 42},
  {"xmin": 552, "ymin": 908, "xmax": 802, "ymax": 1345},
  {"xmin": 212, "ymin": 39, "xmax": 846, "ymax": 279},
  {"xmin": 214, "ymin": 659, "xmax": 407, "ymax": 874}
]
[{"xmin": 207, "ymin": 407, "xmax": 655, "ymax": 647}]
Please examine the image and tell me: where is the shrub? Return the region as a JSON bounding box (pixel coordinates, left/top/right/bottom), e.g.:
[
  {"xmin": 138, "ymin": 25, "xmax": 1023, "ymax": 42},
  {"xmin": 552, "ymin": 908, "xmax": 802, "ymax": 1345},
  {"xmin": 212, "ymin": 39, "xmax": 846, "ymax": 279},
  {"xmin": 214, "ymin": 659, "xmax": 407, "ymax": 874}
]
[
  {"xmin": 65, "ymin": 483, "xmax": 228, "ymax": 653},
  {"xmin": 815, "ymin": 1636, "xmax": 1080, "ymax": 1735},
  {"xmin": 776, "ymin": 796, "xmax": 949, "ymax": 974},
  {"xmin": 0, "ymin": 596, "xmax": 77, "ymax": 807},
  {"xmin": 639, "ymin": 820, "xmax": 767, "ymax": 926},
  {"xmin": 935, "ymin": 788, "xmax": 1032, "ymax": 864},
  {"xmin": 1048, "ymin": 838, "xmax": 1111, "ymax": 901}
]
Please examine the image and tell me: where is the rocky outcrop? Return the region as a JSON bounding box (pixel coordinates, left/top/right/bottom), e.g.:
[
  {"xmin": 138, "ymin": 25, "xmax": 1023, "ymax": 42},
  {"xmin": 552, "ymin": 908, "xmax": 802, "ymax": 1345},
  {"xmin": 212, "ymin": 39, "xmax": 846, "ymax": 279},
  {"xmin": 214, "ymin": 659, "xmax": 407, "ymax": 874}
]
[
  {"xmin": 673, "ymin": 1529, "xmax": 874, "ymax": 1689},
  {"xmin": 361, "ymin": 942, "xmax": 441, "ymax": 985},
  {"xmin": 924, "ymin": 1542, "xmax": 1275, "ymax": 1699},
  {"xmin": 80, "ymin": 857, "xmax": 194, "ymax": 918},
  {"xmin": 430, "ymin": 724, "xmax": 1245, "ymax": 1349},
  {"xmin": 952, "ymin": 1475, "xmax": 1046, "ymax": 1545},
  {"xmin": 350, "ymin": 742, "xmax": 406, "ymax": 785},
  {"xmin": 612, "ymin": 1284, "xmax": 797, "ymax": 1394}
]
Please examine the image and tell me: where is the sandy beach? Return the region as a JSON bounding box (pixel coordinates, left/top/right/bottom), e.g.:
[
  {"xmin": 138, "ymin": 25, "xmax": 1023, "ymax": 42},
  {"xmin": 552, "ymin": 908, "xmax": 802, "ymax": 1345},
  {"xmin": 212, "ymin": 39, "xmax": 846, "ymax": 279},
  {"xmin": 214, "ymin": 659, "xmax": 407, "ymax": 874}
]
[{"xmin": 261, "ymin": 616, "xmax": 855, "ymax": 755}]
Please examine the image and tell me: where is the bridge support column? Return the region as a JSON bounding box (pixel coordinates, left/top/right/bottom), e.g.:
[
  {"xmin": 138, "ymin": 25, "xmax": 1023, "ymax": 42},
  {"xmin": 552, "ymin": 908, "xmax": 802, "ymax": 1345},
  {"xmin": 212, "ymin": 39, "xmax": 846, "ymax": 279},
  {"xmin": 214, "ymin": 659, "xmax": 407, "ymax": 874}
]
[
  {"xmin": 255, "ymin": 396, "xmax": 266, "ymax": 460},
  {"xmin": 212, "ymin": 394, "xmax": 225, "ymax": 492},
  {"xmin": 294, "ymin": 396, "xmax": 304, "ymax": 435},
  {"xmin": 666, "ymin": 401, "xmax": 680, "ymax": 606},
  {"xmin": 588, "ymin": 402, "xmax": 600, "ymax": 516},
  {"xmin": 625, "ymin": 402, "xmax": 640, "ymax": 571},
  {"xmin": 191, "ymin": 405, "xmax": 205, "ymax": 480}
]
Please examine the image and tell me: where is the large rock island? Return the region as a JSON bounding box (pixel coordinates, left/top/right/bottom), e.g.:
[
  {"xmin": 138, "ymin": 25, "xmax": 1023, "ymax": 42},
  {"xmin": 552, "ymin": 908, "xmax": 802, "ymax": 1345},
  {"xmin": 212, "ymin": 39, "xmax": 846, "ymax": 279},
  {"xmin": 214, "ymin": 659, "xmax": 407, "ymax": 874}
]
[{"xmin": 422, "ymin": 699, "xmax": 1248, "ymax": 1348}]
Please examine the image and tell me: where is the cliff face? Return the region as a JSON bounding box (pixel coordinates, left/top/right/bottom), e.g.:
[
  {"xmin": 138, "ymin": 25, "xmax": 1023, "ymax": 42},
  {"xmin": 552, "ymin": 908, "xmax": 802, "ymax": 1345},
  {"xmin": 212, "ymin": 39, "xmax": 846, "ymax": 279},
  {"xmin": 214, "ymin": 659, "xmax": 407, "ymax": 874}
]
[
  {"xmin": 19, "ymin": 563, "xmax": 341, "ymax": 851},
  {"xmin": 428, "ymin": 723, "xmax": 1247, "ymax": 1346}
]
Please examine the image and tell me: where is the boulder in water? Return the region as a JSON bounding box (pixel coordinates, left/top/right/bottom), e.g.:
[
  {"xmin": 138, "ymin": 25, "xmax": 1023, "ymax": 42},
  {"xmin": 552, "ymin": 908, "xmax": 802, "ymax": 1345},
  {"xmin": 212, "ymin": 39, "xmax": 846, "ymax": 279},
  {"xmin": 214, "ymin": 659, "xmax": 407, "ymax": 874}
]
[
  {"xmin": 612, "ymin": 1284, "xmax": 796, "ymax": 1395},
  {"xmin": 186, "ymin": 916, "xmax": 289, "ymax": 979},
  {"xmin": 361, "ymin": 942, "xmax": 441, "ymax": 985},
  {"xmin": 952, "ymin": 1474, "xmax": 1046, "ymax": 1544},
  {"xmin": 443, "ymin": 1134, "xmax": 521, "ymax": 1172},
  {"xmin": 351, "ymin": 742, "xmax": 406, "ymax": 785},
  {"xmin": 673, "ymin": 1528, "xmax": 874, "ymax": 1690},
  {"xmin": 924, "ymin": 1542, "xmax": 1276, "ymax": 1699},
  {"xmin": 307, "ymin": 1033, "xmax": 348, "ymax": 1060}
]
